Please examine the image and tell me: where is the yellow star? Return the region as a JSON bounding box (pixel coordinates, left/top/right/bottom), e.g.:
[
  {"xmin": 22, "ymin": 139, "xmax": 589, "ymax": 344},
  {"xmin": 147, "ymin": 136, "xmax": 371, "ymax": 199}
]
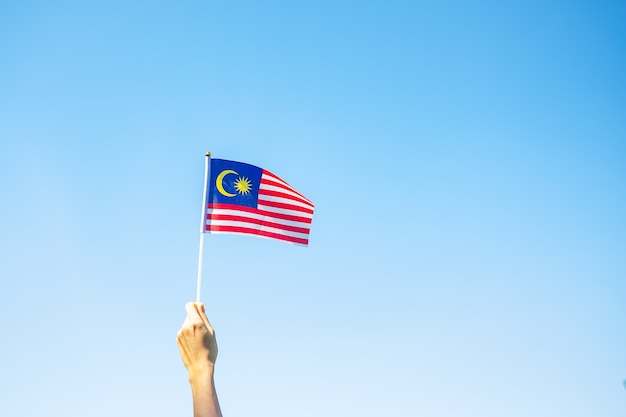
[{"xmin": 234, "ymin": 176, "xmax": 252, "ymax": 195}]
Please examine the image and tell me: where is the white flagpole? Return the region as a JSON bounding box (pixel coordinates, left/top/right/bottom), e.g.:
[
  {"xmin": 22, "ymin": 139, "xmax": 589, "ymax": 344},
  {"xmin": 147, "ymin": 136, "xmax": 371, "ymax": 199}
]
[{"xmin": 196, "ymin": 152, "xmax": 211, "ymax": 303}]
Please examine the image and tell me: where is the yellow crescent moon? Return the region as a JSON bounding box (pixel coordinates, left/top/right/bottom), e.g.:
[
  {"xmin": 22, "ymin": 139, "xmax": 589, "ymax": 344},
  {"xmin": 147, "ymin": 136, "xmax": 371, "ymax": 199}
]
[{"xmin": 216, "ymin": 169, "xmax": 238, "ymax": 197}]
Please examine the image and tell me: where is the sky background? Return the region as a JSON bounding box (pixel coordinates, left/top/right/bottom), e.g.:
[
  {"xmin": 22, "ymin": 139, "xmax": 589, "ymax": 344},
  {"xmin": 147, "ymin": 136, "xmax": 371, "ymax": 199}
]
[{"xmin": 1, "ymin": 1, "xmax": 625, "ymax": 416}]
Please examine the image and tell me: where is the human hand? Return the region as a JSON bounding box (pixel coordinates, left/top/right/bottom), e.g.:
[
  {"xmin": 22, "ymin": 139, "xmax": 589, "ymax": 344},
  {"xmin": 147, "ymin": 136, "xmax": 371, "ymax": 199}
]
[{"xmin": 176, "ymin": 302, "xmax": 218, "ymax": 377}]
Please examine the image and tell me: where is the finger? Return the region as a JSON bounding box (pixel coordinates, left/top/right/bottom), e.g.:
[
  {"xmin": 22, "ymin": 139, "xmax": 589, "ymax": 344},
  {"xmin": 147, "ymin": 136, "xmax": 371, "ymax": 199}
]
[
  {"xmin": 176, "ymin": 332, "xmax": 186, "ymax": 351},
  {"xmin": 176, "ymin": 330, "xmax": 189, "ymax": 354},
  {"xmin": 176, "ymin": 337, "xmax": 192, "ymax": 367},
  {"xmin": 185, "ymin": 302, "xmax": 203, "ymax": 324},
  {"xmin": 197, "ymin": 302, "xmax": 215, "ymax": 334}
]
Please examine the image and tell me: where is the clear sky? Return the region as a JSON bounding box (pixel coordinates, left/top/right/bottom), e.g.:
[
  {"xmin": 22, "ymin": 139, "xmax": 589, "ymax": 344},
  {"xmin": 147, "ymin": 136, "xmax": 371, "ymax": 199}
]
[{"xmin": 1, "ymin": 1, "xmax": 625, "ymax": 416}]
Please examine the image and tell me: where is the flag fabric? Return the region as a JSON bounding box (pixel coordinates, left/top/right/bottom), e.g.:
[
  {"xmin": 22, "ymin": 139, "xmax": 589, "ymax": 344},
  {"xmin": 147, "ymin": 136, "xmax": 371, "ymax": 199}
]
[{"xmin": 203, "ymin": 158, "xmax": 314, "ymax": 246}]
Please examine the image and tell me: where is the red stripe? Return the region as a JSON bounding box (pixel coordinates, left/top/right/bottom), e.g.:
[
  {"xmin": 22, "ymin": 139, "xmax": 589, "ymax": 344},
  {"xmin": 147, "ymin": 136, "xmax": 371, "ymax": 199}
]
[
  {"xmin": 258, "ymin": 188, "xmax": 314, "ymax": 208},
  {"xmin": 207, "ymin": 214, "xmax": 310, "ymax": 234},
  {"xmin": 208, "ymin": 203, "xmax": 312, "ymax": 224},
  {"xmin": 257, "ymin": 199, "xmax": 315, "ymax": 215},
  {"xmin": 261, "ymin": 172, "xmax": 311, "ymax": 203},
  {"xmin": 206, "ymin": 225, "xmax": 309, "ymax": 245}
]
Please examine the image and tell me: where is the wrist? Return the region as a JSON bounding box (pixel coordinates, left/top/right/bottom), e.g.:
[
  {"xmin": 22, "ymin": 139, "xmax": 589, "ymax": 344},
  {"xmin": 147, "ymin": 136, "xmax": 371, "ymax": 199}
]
[{"xmin": 188, "ymin": 363, "xmax": 215, "ymax": 384}]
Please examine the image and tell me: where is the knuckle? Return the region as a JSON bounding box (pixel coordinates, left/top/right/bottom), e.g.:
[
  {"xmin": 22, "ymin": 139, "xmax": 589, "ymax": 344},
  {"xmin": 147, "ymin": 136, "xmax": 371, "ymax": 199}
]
[{"xmin": 178, "ymin": 327, "xmax": 192, "ymax": 337}]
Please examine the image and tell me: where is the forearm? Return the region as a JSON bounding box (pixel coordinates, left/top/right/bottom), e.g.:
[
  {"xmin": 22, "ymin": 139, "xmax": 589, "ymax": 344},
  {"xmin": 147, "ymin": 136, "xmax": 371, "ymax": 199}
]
[{"xmin": 189, "ymin": 366, "xmax": 222, "ymax": 417}]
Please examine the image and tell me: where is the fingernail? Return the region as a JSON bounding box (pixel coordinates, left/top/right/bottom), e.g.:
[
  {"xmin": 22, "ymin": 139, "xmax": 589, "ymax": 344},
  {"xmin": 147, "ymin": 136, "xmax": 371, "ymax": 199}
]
[{"xmin": 200, "ymin": 303, "xmax": 205, "ymax": 313}]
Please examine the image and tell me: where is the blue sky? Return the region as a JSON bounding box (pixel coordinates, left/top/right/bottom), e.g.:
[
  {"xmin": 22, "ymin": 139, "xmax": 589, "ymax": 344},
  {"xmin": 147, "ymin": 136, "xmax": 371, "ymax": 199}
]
[{"xmin": 1, "ymin": 1, "xmax": 625, "ymax": 416}]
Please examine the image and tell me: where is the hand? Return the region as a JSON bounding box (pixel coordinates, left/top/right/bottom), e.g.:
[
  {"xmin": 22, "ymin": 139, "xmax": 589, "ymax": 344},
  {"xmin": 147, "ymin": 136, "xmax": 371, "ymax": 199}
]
[
  {"xmin": 177, "ymin": 302, "xmax": 223, "ymax": 417},
  {"xmin": 177, "ymin": 302, "xmax": 218, "ymax": 377}
]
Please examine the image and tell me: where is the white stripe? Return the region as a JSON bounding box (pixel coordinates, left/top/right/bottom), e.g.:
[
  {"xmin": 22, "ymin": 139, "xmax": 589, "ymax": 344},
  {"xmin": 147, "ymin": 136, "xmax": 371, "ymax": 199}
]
[
  {"xmin": 259, "ymin": 183, "xmax": 314, "ymax": 207},
  {"xmin": 206, "ymin": 219, "xmax": 310, "ymax": 239},
  {"xmin": 256, "ymin": 204, "xmax": 314, "ymax": 220},
  {"xmin": 207, "ymin": 208, "xmax": 312, "ymax": 229}
]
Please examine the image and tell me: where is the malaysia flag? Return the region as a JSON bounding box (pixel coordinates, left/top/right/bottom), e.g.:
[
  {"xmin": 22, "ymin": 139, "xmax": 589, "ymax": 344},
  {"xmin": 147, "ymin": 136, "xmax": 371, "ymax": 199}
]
[{"xmin": 203, "ymin": 159, "xmax": 314, "ymax": 246}]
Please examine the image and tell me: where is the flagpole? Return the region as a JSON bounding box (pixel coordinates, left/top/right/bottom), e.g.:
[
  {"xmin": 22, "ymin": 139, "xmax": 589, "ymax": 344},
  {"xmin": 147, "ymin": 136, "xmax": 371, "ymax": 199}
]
[{"xmin": 196, "ymin": 152, "xmax": 211, "ymax": 303}]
